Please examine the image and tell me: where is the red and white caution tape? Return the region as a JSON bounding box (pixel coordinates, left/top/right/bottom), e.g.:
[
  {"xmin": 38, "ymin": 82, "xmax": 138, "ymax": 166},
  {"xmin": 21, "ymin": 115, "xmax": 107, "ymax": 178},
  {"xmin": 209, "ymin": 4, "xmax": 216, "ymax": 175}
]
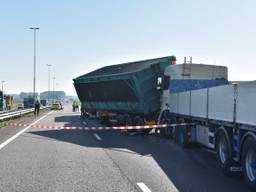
[{"xmin": 3, "ymin": 122, "xmax": 193, "ymax": 131}]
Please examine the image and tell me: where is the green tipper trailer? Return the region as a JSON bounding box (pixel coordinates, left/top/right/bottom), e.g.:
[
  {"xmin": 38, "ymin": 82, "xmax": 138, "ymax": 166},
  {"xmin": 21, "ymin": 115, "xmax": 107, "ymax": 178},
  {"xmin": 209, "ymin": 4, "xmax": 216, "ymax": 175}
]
[{"xmin": 73, "ymin": 56, "xmax": 176, "ymax": 124}]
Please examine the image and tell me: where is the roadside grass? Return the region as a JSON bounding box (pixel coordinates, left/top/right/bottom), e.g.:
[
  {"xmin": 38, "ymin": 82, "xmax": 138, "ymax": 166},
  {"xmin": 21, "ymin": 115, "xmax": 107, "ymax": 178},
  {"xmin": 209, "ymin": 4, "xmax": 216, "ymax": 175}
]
[{"xmin": 0, "ymin": 108, "xmax": 50, "ymax": 129}]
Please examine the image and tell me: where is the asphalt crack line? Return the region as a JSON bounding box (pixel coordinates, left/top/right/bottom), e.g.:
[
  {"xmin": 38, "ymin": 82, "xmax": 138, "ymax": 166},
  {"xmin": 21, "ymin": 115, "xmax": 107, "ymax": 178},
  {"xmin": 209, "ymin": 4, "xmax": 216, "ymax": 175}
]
[
  {"xmin": 102, "ymin": 148, "xmax": 140, "ymax": 192},
  {"xmin": 89, "ymin": 130, "xmax": 139, "ymax": 191},
  {"xmin": 85, "ymin": 118, "xmax": 140, "ymax": 191}
]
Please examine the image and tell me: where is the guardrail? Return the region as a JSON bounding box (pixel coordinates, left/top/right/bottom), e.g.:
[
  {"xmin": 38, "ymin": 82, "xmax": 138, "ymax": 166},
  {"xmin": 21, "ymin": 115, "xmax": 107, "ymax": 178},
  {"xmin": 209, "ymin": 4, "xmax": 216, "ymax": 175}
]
[{"xmin": 0, "ymin": 107, "xmax": 47, "ymax": 121}]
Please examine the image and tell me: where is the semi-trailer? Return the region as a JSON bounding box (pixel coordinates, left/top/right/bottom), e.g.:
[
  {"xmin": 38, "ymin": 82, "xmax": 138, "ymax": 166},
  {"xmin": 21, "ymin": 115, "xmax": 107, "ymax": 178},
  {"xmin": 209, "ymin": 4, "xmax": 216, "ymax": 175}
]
[
  {"xmin": 159, "ymin": 64, "xmax": 256, "ymax": 189},
  {"xmin": 74, "ymin": 56, "xmax": 256, "ymax": 189},
  {"xmin": 74, "ymin": 56, "xmax": 176, "ymax": 130}
]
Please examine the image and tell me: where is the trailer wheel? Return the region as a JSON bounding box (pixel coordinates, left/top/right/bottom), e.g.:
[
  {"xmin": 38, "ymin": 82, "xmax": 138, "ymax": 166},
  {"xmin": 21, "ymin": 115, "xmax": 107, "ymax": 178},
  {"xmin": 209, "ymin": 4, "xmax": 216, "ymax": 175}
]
[
  {"xmin": 135, "ymin": 116, "xmax": 152, "ymax": 135},
  {"xmin": 156, "ymin": 127, "xmax": 167, "ymax": 137},
  {"xmin": 216, "ymin": 131, "xmax": 232, "ymax": 175},
  {"xmin": 125, "ymin": 115, "xmax": 135, "ymax": 132},
  {"xmin": 100, "ymin": 116, "xmax": 109, "ymax": 125},
  {"xmin": 242, "ymin": 137, "xmax": 256, "ymax": 190},
  {"xmin": 140, "ymin": 129, "xmax": 152, "ymax": 135}
]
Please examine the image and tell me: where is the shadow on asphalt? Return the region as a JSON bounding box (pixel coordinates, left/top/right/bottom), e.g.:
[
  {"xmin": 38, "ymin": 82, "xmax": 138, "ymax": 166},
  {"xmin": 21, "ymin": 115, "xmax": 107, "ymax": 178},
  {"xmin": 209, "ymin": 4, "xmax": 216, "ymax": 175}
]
[
  {"xmin": 54, "ymin": 115, "xmax": 83, "ymax": 127},
  {"xmin": 29, "ymin": 116, "xmax": 249, "ymax": 192}
]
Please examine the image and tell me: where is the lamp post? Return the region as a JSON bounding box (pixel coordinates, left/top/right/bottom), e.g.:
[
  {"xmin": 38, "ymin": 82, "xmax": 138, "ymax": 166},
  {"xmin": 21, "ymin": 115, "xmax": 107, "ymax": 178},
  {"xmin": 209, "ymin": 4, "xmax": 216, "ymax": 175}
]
[
  {"xmin": 52, "ymin": 77, "xmax": 56, "ymax": 103},
  {"xmin": 46, "ymin": 64, "xmax": 51, "ymax": 105},
  {"xmin": 1, "ymin": 81, "xmax": 5, "ymax": 94},
  {"xmin": 1, "ymin": 81, "xmax": 5, "ymax": 111},
  {"xmin": 29, "ymin": 27, "xmax": 40, "ymax": 100},
  {"xmin": 56, "ymin": 82, "xmax": 59, "ymax": 101}
]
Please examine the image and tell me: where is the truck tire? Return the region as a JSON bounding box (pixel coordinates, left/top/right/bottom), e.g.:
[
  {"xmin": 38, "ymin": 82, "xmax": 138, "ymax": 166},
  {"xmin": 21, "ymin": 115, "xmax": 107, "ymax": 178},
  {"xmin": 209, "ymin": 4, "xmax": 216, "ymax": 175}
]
[
  {"xmin": 135, "ymin": 116, "xmax": 152, "ymax": 135},
  {"xmin": 242, "ymin": 137, "xmax": 256, "ymax": 190},
  {"xmin": 141, "ymin": 129, "xmax": 152, "ymax": 135},
  {"xmin": 100, "ymin": 116, "xmax": 109, "ymax": 125},
  {"xmin": 216, "ymin": 131, "xmax": 232, "ymax": 175},
  {"xmin": 157, "ymin": 127, "xmax": 167, "ymax": 137},
  {"xmin": 126, "ymin": 116, "xmax": 135, "ymax": 132}
]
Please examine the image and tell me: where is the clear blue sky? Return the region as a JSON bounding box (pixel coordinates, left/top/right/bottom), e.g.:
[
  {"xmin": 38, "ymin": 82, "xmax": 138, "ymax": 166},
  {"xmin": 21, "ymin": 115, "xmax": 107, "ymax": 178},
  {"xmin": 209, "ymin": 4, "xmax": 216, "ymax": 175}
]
[{"xmin": 0, "ymin": 0, "xmax": 255, "ymax": 95}]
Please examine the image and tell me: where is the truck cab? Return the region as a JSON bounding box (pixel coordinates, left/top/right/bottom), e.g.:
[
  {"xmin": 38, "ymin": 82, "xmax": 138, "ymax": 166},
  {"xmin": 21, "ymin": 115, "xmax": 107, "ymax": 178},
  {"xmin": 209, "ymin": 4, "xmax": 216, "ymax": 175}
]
[{"xmin": 160, "ymin": 63, "xmax": 228, "ymax": 113}]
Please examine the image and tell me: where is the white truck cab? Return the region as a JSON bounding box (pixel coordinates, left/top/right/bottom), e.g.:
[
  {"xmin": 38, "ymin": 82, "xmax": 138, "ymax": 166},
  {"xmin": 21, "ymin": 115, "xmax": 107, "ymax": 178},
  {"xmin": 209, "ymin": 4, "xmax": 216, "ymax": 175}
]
[{"xmin": 160, "ymin": 63, "xmax": 228, "ymax": 112}]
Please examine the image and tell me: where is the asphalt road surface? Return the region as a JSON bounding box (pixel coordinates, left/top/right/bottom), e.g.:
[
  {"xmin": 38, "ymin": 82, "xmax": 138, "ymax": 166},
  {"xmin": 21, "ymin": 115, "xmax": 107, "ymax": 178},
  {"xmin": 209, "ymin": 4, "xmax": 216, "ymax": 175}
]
[{"xmin": 0, "ymin": 105, "xmax": 251, "ymax": 192}]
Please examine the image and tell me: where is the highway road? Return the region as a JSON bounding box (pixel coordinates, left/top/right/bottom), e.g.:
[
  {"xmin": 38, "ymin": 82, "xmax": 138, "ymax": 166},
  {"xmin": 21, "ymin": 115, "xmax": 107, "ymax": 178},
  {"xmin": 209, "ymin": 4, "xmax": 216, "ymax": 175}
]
[{"xmin": 0, "ymin": 105, "xmax": 251, "ymax": 192}]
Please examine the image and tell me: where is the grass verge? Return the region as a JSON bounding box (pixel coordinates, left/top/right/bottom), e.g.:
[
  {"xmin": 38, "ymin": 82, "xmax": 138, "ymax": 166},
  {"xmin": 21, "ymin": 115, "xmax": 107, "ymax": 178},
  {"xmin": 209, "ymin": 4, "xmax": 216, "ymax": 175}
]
[{"xmin": 0, "ymin": 108, "xmax": 50, "ymax": 129}]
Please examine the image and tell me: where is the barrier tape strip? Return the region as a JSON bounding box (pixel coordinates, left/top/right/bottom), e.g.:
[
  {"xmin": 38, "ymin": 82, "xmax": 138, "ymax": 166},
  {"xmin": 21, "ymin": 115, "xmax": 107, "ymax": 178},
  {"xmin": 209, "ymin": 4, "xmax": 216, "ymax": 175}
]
[{"xmin": 2, "ymin": 122, "xmax": 193, "ymax": 131}]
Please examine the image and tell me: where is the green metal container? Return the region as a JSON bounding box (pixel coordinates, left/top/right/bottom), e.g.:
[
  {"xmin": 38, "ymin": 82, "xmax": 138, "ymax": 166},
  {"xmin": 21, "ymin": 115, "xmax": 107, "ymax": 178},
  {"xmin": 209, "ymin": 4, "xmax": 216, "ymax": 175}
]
[{"xmin": 73, "ymin": 56, "xmax": 175, "ymax": 115}]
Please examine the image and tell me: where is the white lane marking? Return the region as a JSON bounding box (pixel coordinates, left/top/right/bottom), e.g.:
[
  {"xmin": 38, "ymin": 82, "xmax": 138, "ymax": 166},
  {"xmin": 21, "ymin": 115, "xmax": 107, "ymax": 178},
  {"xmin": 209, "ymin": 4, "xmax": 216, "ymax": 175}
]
[
  {"xmin": 93, "ymin": 133, "xmax": 102, "ymax": 141},
  {"xmin": 0, "ymin": 111, "xmax": 53, "ymax": 151},
  {"xmin": 136, "ymin": 183, "xmax": 151, "ymax": 192}
]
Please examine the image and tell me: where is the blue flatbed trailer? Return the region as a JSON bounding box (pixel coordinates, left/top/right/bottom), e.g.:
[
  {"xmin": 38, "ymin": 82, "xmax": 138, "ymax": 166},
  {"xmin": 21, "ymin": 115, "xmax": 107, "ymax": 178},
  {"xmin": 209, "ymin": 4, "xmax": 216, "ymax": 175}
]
[{"xmin": 158, "ymin": 63, "xmax": 256, "ymax": 190}]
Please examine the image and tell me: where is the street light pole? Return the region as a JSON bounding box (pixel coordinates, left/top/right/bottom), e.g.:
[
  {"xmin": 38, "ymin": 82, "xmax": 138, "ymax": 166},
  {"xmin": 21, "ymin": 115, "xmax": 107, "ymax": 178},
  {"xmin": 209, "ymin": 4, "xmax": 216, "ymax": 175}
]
[
  {"xmin": 55, "ymin": 82, "xmax": 59, "ymax": 101},
  {"xmin": 1, "ymin": 81, "xmax": 4, "ymax": 111},
  {"xmin": 1, "ymin": 81, "xmax": 5, "ymax": 111},
  {"xmin": 29, "ymin": 27, "xmax": 40, "ymax": 100},
  {"xmin": 46, "ymin": 64, "xmax": 51, "ymax": 104},
  {"xmin": 52, "ymin": 77, "xmax": 56, "ymax": 103},
  {"xmin": 1, "ymin": 81, "xmax": 5, "ymax": 94}
]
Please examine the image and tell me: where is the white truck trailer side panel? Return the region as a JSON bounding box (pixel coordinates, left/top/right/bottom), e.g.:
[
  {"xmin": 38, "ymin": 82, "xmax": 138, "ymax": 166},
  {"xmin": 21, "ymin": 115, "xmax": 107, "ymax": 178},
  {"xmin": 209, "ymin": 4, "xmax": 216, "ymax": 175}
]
[
  {"xmin": 191, "ymin": 89, "xmax": 208, "ymax": 118},
  {"xmin": 178, "ymin": 92, "xmax": 190, "ymax": 116},
  {"xmin": 236, "ymin": 81, "xmax": 256, "ymax": 126},
  {"xmin": 208, "ymin": 84, "xmax": 234, "ymax": 122},
  {"xmin": 169, "ymin": 93, "xmax": 178, "ymax": 114}
]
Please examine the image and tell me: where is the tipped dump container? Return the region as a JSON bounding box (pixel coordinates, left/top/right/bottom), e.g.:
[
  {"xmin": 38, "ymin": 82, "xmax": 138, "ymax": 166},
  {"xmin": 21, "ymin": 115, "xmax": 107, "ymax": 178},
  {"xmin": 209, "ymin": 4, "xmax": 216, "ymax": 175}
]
[{"xmin": 73, "ymin": 56, "xmax": 176, "ymax": 115}]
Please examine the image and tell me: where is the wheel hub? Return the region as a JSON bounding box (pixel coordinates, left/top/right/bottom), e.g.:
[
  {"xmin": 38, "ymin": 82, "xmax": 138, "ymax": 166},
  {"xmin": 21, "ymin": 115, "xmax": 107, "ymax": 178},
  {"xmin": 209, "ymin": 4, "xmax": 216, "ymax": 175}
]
[
  {"xmin": 219, "ymin": 138, "xmax": 227, "ymax": 164},
  {"xmin": 250, "ymin": 161, "xmax": 256, "ymax": 170}
]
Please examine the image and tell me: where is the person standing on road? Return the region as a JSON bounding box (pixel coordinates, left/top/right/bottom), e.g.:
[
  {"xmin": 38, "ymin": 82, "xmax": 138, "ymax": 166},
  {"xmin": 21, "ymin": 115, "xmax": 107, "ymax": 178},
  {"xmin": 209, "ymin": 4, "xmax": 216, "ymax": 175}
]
[
  {"xmin": 72, "ymin": 101, "xmax": 76, "ymax": 112},
  {"xmin": 34, "ymin": 99, "xmax": 40, "ymax": 116}
]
